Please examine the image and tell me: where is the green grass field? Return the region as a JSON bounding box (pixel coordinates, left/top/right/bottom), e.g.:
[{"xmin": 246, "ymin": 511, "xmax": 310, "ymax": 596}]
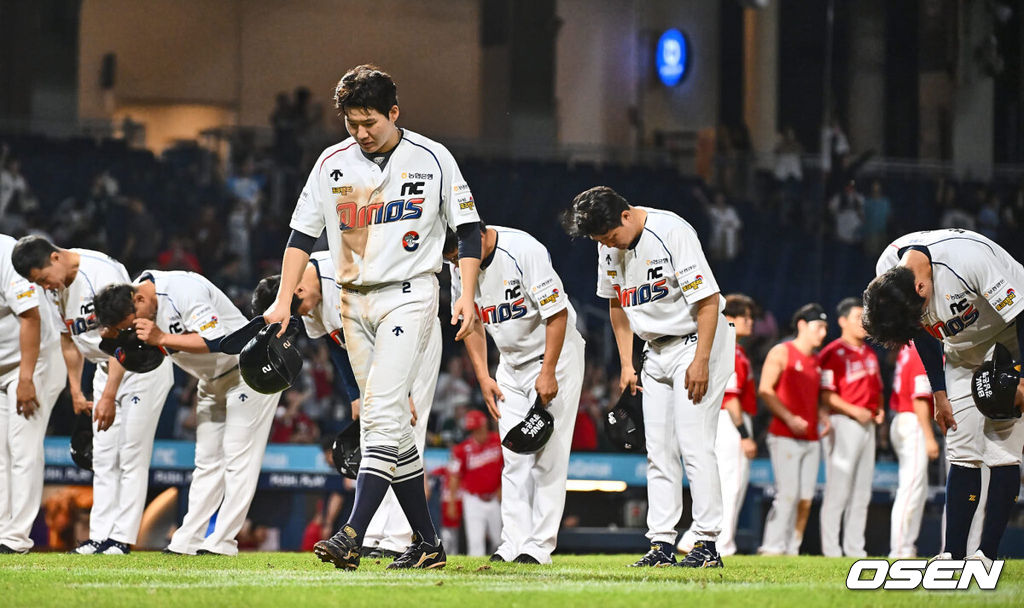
[{"xmin": 1, "ymin": 553, "xmax": 1021, "ymax": 607}]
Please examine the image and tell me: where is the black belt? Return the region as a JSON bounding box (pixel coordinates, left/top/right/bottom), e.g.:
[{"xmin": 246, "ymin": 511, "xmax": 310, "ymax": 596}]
[{"xmin": 649, "ymin": 333, "xmax": 696, "ymax": 347}]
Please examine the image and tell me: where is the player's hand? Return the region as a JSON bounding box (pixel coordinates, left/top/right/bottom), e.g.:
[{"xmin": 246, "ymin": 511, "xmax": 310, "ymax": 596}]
[
  {"xmin": 15, "ymin": 376, "xmax": 39, "ymax": 419},
  {"xmin": 409, "ymin": 397, "xmax": 418, "ymax": 427},
  {"xmin": 788, "ymin": 415, "xmax": 810, "ymax": 437},
  {"xmin": 934, "ymin": 393, "xmax": 956, "ymax": 435},
  {"xmin": 873, "ymin": 408, "xmax": 886, "ymax": 425},
  {"xmin": 451, "ymin": 295, "xmax": 478, "ymax": 342},
  {"xmin": 741, "ymin": 437, "xmax": 757, "ymax": 459},
  {"xmin": 850, "ymin": 407, "xmax": 873, "ymax": 425},
  {"xmin": 263, "ymin": 297, "xmax": 291, "ymax": 337},
  {"xmin": 93, "ymin": 394, "xmax": 116, "ymax": 431},
  {"xmin": 535, "ymin": 369, "xmax": 558, "ymax": 406},
  {"xmin": 133, "ymin": 317, "xmax": 165, "ymax": 346},
  {"xmin": 925, "ymin": 437, "xmax": 940, "ymax": 461},
  {"xmin": 71, "ymin": 391, "xmax": 93, "ymax": 416},
  {"xmin": 684, "ymin": 356, "xmax": 710, "ymax": 403},
  {"xmin": 619, "ymin": 366, "xmax": 640, "ymax": 396},
  {"xmin": 480, "ymin": 377, "xmax": 505, "ymax": 419}
]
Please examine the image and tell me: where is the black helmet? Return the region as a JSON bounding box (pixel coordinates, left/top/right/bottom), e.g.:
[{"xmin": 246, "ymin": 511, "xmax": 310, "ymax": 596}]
[
  {"xmin": 98, "ymin": 327, "xmax": 166, "ymax": 373},
  {"xmin": 605, "ymin": 389, "xmax": 646, "ymax": 452},
  {"xmin": 239, "ymin": 322, "xmax": 304, "ymax": 394},
  {"xmin": 331, "ymin": 419, "xmax": 361, "ymax": 479},
  {"xmin": 70, "ymin": 413, "xmax": 93, "ymax": 471},
  {"xmin": 972, "ymin": 343, "xmax": 1022, "ymax": 420},
  {"xmin": 501, "ymin": 398, "xmax": 554, "ymax": 454}
]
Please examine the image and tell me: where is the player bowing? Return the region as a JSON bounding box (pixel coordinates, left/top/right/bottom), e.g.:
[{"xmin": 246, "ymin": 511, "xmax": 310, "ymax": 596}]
[
  {"xmin": 561, "ymin": 186, "xmax": 735, "ymax": 568},
  {"xmin": 864, "ymin": 228, "xmax": 1024, "ymax": 565},
  {"xmin": 12, "ymin": 236, "xmax": 173, "ymax": 555},
  {"xmin": 443, "ymin": 224, "xmax": 584, "ymax": 565},
  {"xmin": 93, "ymin": 270, "xmax": 281, "ymax": 556}
]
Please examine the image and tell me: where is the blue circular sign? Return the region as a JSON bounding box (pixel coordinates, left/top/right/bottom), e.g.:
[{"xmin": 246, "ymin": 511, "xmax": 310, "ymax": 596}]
[{"xmin": 656, "ymin": 28, "xmax": 688, "ymax": 87}]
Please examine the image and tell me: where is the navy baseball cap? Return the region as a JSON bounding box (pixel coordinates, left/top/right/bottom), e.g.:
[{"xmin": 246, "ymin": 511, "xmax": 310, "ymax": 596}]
[{"xmin": 791, "ymin": 303, "xmax": 827, "ymax": 330}]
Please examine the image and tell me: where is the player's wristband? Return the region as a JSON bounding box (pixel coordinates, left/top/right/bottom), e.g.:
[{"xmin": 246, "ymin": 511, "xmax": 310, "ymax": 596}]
[{"xmin": 736, "ymin": 423, "xmax": 749, "ymax": 439}]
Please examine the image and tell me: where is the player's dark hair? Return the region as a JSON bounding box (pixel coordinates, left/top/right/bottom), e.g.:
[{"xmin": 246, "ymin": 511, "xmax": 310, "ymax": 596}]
[
  {"xmin": 862, "ymin": 266, "xmax": 924, "ymax": 349},
  {"xmin": 252, "ymin": 275, "xmax": 281, "ymax": 316},
  {"xmin": 790, "ymin": 303, "xmax": 827, "ymax": 333},
  {"xmin": 723, "ymin": 293, "xmax": 755, "ymax": 319},
  {"xmin": 334, "ymin": 64, "xmax": 398, "ymax": 117},
  {"xmin": 11, "ymin": 235, "xmax": 58, "ymax": 278},
  {"xmin": 560, "ymin": 186, "xmax": 630, "ymax": 237},
  {"xmin": 836, "ymin": 296, "xmax": 863, "ymax": 319},
  {"xmin": 94, "ymin": 283, "xmax": 137, "ymax": 328}
]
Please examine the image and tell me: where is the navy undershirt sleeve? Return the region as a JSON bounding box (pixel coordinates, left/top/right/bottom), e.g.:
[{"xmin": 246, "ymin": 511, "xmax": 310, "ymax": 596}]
[
  {"xmin": 202, "ymin": 336, "xmax": 224, "ymax": 353},
  {"xmin": 1016, "ymin": 311, "xmax": 1024, "ymax": 363},
  {"xmin": 327, "ymin": 339, "xmax": 361, "ymax": 403},
  {"xmin": 456, "ymin": 222, "xmax": 482, "ymax": 259},
  {"xmin": 912, "ymin": 329, "xmax": 947, "ymax": 393},
  {"xmin": 287, "ymin": 229, "xmax": 317, "ymax": 254}
]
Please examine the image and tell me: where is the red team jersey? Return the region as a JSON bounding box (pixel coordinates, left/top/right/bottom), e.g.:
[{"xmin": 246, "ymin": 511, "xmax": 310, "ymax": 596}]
[
  {"xmin": 890, "ymin": 343, "xmax": 933, "ymax": 415},
  {"xmin": 449, "ymin": 432, "xmax": 503, "ymax": 497},
  {"xmin": 818, "ymin": 339, "xmax": 883, "ymax": 413},
  {"xmin": 769, "ymin": 341, "xmax": 822, "ymax": 441},
  {"xmin": 722, "ymin": 344, "xmax": 757, "ymax": 417}
]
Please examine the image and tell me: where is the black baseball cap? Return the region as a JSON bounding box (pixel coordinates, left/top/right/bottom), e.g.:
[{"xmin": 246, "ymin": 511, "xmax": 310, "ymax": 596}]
[{"xmin": 791, "ymin": 303, "xmax": 828, "ymax": 330}]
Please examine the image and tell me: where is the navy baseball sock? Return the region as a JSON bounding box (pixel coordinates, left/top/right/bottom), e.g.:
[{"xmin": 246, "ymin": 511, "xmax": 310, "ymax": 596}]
[
  {"xmin": 979, "ymin": 464, "xmax": 1021, "ymax": 558},
  {"xmin": 944, "ymin": 464, "xmax": 982, "ymax": 559},
  {"xmin": 392, "ymin": 473, "xmax": 440, "ymax": 545},
  {"xmin": 343, "ymin": 445, "xmax": 399, "ymax": 544}
]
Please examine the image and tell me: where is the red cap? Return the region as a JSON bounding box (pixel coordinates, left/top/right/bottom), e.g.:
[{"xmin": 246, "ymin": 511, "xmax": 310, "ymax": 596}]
[{"xmin": 465, "ymin": 410, "xmax": 487, "ymax": 431}]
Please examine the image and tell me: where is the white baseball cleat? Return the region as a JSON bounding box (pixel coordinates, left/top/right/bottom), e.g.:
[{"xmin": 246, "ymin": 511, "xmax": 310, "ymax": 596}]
[
  {"xmin": 966, "ymin": 550, "xmax": 993, "ymax": 569},
  {"xmin": 928, "ymin": 551, "xmax": 952, "ymax": 562}
]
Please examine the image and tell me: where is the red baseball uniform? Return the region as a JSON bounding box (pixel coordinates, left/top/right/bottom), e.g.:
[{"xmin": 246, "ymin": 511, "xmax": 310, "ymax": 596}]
[
  {"xmin": 723, "ymin": 344, "xmax": 757, "ymax": 416},
  {"xmin": 890, "ymin": 343, "xmax": 933, "ymax": 415},
  {"xmin": 769, "ymin": 341, "xmax": 822, "ymax": 440},
  {"xmin": 449, "ymin": 432, "xmax": 503, "ymax": 498},
  {"xmin": 819, "ymin": 339, "xmax": 883, "ymax": 413}
]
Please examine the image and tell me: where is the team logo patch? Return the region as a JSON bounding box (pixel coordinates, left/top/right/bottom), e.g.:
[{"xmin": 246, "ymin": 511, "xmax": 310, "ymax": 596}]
[
  {"xmin": 681, "ymin": 275, "xmax": 704, "ymax": 292},
  {"xmin": 995, "ymin": 288, "xmax": 1017, "ymax": 312},
  {"xmin": 539, "ymin": 289, "xmax": 560, "ymax": 306},
  {"xmin": 15, "ymin": 285, "xmax": 36, "ymax": 299},
  {"xmin": 332, "ymin": 186, "xmax": 353, "ymax": 195},
  {"xmin": 402, "ymin": 231, "xmax": 420, "ymax": 252},
  {"xmin": 199, "ymin": 316, "xmax": 219, "ymax": 331}
]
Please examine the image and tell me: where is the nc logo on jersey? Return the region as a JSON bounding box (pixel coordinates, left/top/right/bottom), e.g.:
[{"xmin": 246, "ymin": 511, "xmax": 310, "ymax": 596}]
[
  {"xmin": 402, "ymin": 231, "xmax": 420, "ymax": 252},
  {"xmin": 613, "ymin": 279, "xmax": 669, "ymax": 308},
  {"xmin": 924, "ymin": 299, "xmax": 980, "ymax": 340},
  {"xmin": 476, "ymin": 297, "xmax": 527, "ymax": 325},
  {"xmin": 65, "ymin": 302, "xmax": 99, "ymax": 336},
  {"xmin": 681, "ymin": 275, "xmax": 704, "ymax": 293},
  {"xmin": 995, "ymin": 289, "xmax": 1017, "ymax": 312},
  {"xmin": 336, "ymin": 198, "xmax": 423, "ymax": 231}
]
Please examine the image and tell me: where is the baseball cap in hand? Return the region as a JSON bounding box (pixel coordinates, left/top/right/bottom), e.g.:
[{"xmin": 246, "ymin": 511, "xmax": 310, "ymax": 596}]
[
  {"xmin": 972, "ymin": 342, "xmax": 1022, "ymax": 420},
  {"xmin": 501, "ymin": 398, "xmax": 554, "ymax": 454}
]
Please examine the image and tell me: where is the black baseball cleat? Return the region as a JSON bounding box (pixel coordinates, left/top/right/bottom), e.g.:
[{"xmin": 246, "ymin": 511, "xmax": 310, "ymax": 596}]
[
  {"xmin": 630, "ymin": 545, "xmax": 677, "ymax": 567},
  {"xmin": 314, "ymin": 526, "xmax": 361, "ymax": 570},
  {"xmin": 386, "ymin": 534, "xmax": 446, "ymax": 570},
  {"xmin": 677, "ymin": 541, "xmax": 724, "ymax": 568},
  {"xmin": 0, "ymin": 544, "xmax": 26, "ymax": 554},
  {"xmin": 161, "ymin": 547, "xmax": 186, "ymax": 555},
  {"xmin": 489, "ymin": 553, "xmax": 506, "ymax": 563},
  {"xmin": 69, "ymin": 539, "xmax": 103, "ymax": 555},
  {"xmin": 97, "ymin": 539, "xmax": 130, "ymax": 555},
  {"xmin": 513, "ymin": 553, "xmax": 541, "ymax": 564}
]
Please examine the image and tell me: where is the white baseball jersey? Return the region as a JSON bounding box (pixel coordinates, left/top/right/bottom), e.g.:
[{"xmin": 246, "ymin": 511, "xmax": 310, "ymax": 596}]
[
  {"xmin": 290, "ymin": 129, "xmax": 480, "ymax": 286},
  {"xmin": 0, "ymin": 234, "xmax": 59, "ymax": 372},
  {"xmin": 450, "ymin": 227, "xmax": 579, "ymax": 367},
  {"xmin": 875, "ymin": 229, "xmax": 1024, "ymax": 352},
  {"xmin": 52, "ymin": 249, "xmax": 131, "ymax": 364},
  {"xmin": 135, "ymin": 270, "xmax": 247, "ymax": 380},
  {"xmin": 302, "ymin": 251, "xmax": 344, "ymax": 347},
  {"xmin": 596, "ymin": 207, "xmax": 724, "ymax": 341}
]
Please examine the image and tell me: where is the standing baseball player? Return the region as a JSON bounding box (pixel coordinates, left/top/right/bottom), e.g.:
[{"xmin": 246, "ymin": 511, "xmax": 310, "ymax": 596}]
[
  {"xmin": 250, "ymin": 247, "xmax": 443, "ymax": 558},
  {"xmin": 888, "ymin": 342, "xmax": 937, "ymax": 558},
  {"xmin": 448, "ymin": 409, "xmax": 503, "ymax": 556},
  {"xmin": 864, "ymin": 228, "xmax": 1024, "ymax": 564},
  {"xmin": 12, "ymin": 236, "xmax": 174, "ymax": 555},
  {"xmin": 263, "ymin": 64, "xmax": 481, "ymax": 570},
  {"xmin": 443, "ymin": 224, "xmax": 584, "ymax": 564},
  {"xmin": 0, "ymin": 234, "xmax": 65, "ymax": 554},
  {"xmin": 818, "ymin": 297, "xmax": 883, "ymax": 557},
  {"xmin": 560, "ymin": 186, "xmax": 735, "ymax": 568},
  {"xmin": 678, "ymin": 293, "xmax": 758, "ymax": 556},
  {"xmin": 93, "ymin": 270, "xmax": 280, "ymax": 555},
  {"xmin": 757, "ymin": 304, "xmax": 829, "ymax": 556}
]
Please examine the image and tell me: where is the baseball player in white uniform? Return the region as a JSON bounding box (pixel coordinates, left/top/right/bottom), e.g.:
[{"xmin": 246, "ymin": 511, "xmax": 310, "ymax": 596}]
[
  {"xmin": 12, "ymin": 236, "xmax": 174, "ymax": 555},
  {"xmin": 251, "ymin": 250, "xmax": 442, "ymax": 557},
  {"xmin": 865, "ymin": 228, "xmax": 1024, "ymax": 563},
  {"xmin": 264, "ymin": 65, "xmax": 480, "ymax": 570},
  {"xmin": 561, "ymin": 186, "xmax": 735, "ymax": 568},
  {"xmin": 93, "ymin": 270, "xmax": 280, "ymax": 556},
  {"xmin": 0, "ymin": 234, "xmax": 64, "ymax": 554},
  {"xmin": 443, "ymin": 224, "xmax": 584, "ymax": 565}
]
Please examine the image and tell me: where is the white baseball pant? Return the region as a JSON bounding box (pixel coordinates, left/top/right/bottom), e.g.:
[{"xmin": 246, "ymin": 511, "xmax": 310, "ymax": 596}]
[
  {"xmin": 820, "ymin": 413, "xmax": 876, "ymax": 557},
  {"xmin": 679, "ymin": 411, "xmax": 752, "ymax": 555},
  {"xmin": 641, "ymin": 315, "xmax": 735, "ymax": 545},
  {"xmin": 0, "ymin": 345, "xmax": 65, "ymax": 552},
  {"xmin": 758, "ymin": 434, "xmax": 819, "ymax": 555},
  {"xmin": 167, "ymin": 369, "xmax": 279, "ymax": 555},
  {"xmin": 889, "ymin": 411, "xmax": 930, "ymax": 558},
  {"xmin": 362, "ymin": 316, "xmax": 442, "ymax": 552},
  {"xmin": 462, "ymin": 491, "xmax": 501, "ymax": 556},
  {"xmin": 88, "ymin": 359, "xmax": 174, "ymax": 545},
  {"xmin": 492, "ymin": 333, "xmax": 584, "ymax": 564}
]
